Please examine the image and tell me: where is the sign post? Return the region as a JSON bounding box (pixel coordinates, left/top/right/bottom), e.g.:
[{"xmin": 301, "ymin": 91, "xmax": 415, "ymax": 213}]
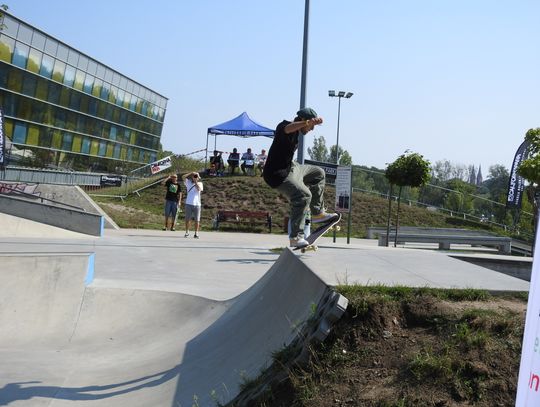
[
  {"xmin": 335, "ymin": 165, "xmax": 352, "ymax": 244},
  {"xmin": 516, "ymin": 210, "xmax": 540, "ymax": 406}
]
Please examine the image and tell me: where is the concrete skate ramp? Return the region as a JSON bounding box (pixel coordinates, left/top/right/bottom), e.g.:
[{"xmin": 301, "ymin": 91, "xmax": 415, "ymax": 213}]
[{"xmin": 0, "ymin": 249, "xmax": 345, "ymax": 406}]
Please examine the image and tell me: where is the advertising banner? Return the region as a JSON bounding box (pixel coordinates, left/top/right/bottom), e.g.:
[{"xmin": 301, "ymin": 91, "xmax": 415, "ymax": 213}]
[
  {"xmin": 516, "ymin": 217, "xmax": 540, "ymax": 405},
  {"xmin": 0, "ymin": 107, "xmax": 5, "ymax": 168},
  {"xmin": 150, "ymin": 156, "xmax": 172, "ymax": 175},
  {"xmin": 507, "ymin": 141, "xmax": 530, "ymax": 209},
  {"xmin": 335, "ymin": 166, "xmax": 352, "ymax": 213}
]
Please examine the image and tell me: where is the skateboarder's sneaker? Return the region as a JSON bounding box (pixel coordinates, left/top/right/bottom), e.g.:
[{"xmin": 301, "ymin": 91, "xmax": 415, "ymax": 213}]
[
  {"xmin": 312, "ymin": 212, "xmax": 338, "ymax": 224},
  {"xmin": 290, "ymin": 236, "xmax": 309, "ymax": 248}
]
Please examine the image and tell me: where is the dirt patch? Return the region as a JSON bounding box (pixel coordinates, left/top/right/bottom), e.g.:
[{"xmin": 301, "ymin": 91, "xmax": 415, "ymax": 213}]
[{"xmin": 246, "ymin": 292, "xmax": 526, "ymax": 407}]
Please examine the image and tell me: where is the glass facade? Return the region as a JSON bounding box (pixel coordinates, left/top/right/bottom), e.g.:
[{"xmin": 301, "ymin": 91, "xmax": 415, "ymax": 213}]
[{"xmin": 0, "ymin": 12, "xmax": 167, "ymax": 172}]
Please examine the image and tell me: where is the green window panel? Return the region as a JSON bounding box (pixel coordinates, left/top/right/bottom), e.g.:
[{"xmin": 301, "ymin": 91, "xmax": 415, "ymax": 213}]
[
  {"xmin": 108, "ymin": 87, "xmax": 117, "ymax": 104},
  {"xmin": 26, "ymin": 125, "xmax": 39, "ymax": 146},
  {"xmin": 105, "ymin": 143, "xmax": 114, "ymax": 157},
  {"xmin": 74, "ymin": 69, "xmax": 84, "ymax": 91},
  {"xmin": 72, "ymin": 135, "xmax": 82, "ymax": 152},
  {"xmin": 132, "ymin": 148, "xmax": 139, "ymax": 161},
  {"xmin": 120, "ymin": 145, "xmax": 127, "ymax": 160},
  {"xmin": 27, "ymin": 48, "xmax": 42, "ymax": 74},
  {"xmin": 7, "ymin": 68, "xmax": 23, "ymax": 93},
  {"xmin": 113, "ymin": 144, "xmax": 121, "ymax": 159},
  {"xmin": 130, "ymin": 131, "xmax": 136, "ymax": 145},
  {"xmin": 35, "ymin": 79, "xmax": 48, "ymax": 100},
  {"xmin": 92, "ymin": 79, "xmax": 102, "ymax": 97},
  {"xmin": 59, "ymin": 87, "xmax": 70, "ymax": 107},
  {"xmin": 12, "ymin": 42, "xmax": 29, "ymax": 68},
  {"xmin": 39, "ymin": 54, "xmax": 54, "ymax": 79},
  {"xmin": 79, "ymin": 94, "xmax": 89, "ymax": 113},
  {"xmin": 4, "ymin": 119, "xmax": 14, "ymax": 139},
  {"xmin": 126, "ymin": 147, "xmax": 133, "ymax": 161},
  {"xmin": 52, "ymin": 130, "xmax": 62, "ymax": 149},
  {"xmin": 13, "ymin": 122, "xmax": 27, "ymax": 144},
  {"xmin": 52, "ymin": 60, "xmax": 66, "ymax": 83},
  {"xmin": 0, "ymin": 35, "xmax": 15, "ymax": 63},
  {"xmin": 90, "ymin": 140, "xmax": 99, "ymax": 155}
]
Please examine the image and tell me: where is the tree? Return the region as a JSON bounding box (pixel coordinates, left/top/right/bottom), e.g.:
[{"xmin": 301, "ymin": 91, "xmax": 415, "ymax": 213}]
[
  {"xmin": 307, "ymin": 136, "xmax": 329, "ymax": 162},
  {"xmin": 385, "ymin": 151, "xmax": 431, "ymax": 246},
  {"xmin": 329, "ymin": 145, "xmax": 352, "ymax": 166},
  {"xmin": 518, "ymin": 128, "xmax": 540, "ymax": 248}
]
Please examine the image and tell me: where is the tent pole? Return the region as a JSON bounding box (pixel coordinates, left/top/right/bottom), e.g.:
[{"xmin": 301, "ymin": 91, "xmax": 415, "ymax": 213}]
[
  {"xmin": 205, "ymin": 133, "xmax": 209, "ymax": 167},
  {"xmin": 214, "ymin": 135, "xmax": 217, "ymax": 152}
]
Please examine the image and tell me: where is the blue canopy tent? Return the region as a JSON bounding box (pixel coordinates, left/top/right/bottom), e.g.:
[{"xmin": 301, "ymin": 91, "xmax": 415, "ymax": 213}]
[{"xmin": 205, "ymin": 112, "xmax": 274, "ymax": 163}]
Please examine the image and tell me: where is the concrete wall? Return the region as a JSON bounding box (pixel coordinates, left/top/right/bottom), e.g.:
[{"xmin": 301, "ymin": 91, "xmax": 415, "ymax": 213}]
[{"xmin": 0, "ymin": 194, "xmax": 104, "ymax": 236}]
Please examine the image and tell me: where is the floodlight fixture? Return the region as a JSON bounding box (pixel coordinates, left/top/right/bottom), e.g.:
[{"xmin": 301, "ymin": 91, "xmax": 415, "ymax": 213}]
[
  {"xmin": 328, "ymin": 90, "xmax": 336, "ymax": 97},
  {"xmin": 337, "ymin": 91, "xmax": 346, "ymax": 97},
  {"xmin": 345, "ymin": 92, "xmax": 353, "ymax": 98}
]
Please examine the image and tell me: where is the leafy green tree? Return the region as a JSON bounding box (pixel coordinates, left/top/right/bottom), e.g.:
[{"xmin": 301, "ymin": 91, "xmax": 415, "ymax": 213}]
[
  {"xmin": 307, "ymin": 136, "xmax": 329, "ymax": 162},
  {"xmin": 329, "ymin": 145, "xmax": 352, "ymax": 166},
  {"xmin": 518, "ymin": 128, "xmax": 540, "ymax": 245},
  {"xmin": 385, "ymin": 151, "xmax": 431, "ymax": 246}
]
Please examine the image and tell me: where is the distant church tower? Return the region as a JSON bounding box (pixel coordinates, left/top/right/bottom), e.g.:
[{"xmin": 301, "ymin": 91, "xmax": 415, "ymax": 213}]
[
  {"xmin": 476, "ymin": 165, "xmax": 483, "ymax": 185},
  {"xmin": 468, "ymin": 165, "xmax": 477, "ymax": 185}
]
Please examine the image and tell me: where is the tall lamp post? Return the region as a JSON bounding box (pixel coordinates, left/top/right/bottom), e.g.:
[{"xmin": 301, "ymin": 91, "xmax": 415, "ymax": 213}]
[{"xmin": 328, "ymin": 90, "xmax": 353, "ymax": 164}]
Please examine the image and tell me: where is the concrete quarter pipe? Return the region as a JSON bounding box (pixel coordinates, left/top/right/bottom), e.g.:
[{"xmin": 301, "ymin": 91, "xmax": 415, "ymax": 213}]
[{"xmin": 0, "ymin": 250, "xmax": 347, "ymax": 406}]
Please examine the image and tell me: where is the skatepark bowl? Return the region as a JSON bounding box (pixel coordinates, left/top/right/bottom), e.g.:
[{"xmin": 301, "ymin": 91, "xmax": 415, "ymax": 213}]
[{"xmin": 0, "ymin": 250, "xmax": 348, "ymax": 407}]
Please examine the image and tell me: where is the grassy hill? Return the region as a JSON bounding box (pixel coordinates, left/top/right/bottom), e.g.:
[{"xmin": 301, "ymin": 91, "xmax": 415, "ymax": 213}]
[{"xmin": 94, "ymin": 173, "xmax": 491, "ymax": 236}]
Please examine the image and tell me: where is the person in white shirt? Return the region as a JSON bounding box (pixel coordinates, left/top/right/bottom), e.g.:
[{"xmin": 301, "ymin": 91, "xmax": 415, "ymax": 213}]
[
  {"xmin": 182, "ymin": 172, "xmax": 204, "ymax": 238},
  {"xmin": 256, "ymin": 149, "xmax": 268, "ymax": 176}
]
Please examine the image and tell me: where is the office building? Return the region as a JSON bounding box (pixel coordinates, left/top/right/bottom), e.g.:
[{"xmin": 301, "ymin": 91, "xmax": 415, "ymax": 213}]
[{"xmin": 0, "ymin": 11, "xmax": 167, "ymax": 172}]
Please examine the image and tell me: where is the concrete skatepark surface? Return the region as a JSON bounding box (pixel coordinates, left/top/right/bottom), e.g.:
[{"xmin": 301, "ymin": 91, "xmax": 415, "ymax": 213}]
[{"xmin": 0, "ymin": 213, "xmax": 530, "ymax": 406}]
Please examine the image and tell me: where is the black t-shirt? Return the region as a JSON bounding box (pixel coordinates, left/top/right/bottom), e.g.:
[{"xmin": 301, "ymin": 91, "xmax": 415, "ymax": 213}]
[
  {"xmin": 165, "ymin": 179, "xmax": 182, "ymax": 202},
  {"xmin": 263, "ymin": 120, "xmax": 299, "ymax": 187}
]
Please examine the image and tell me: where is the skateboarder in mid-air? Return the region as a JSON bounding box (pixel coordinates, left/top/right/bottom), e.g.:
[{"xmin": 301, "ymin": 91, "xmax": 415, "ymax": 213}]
[{"xmin": 263, "ymin": 107, "xmax": 338, "ymax": 249}]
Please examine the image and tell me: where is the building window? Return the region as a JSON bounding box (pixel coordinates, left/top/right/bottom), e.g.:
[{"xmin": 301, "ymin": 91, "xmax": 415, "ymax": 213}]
[
  {"xmin": 13, "ymin": 122, "xmax": 27, "ymax": 144},
  {"xmin": 39, "ymin": 54, "xmax": 54, "ymax": 78},
  {"xmin": 62, "ymin": 133, "xmax": 73, "ymax": 151},
  {"xmin": 63, "ymin": 66, "xmax": 75, "ymax": 87},
  {"xmin": 27, "ymin": 48, "xmax": 42, "ymax": 73},
  {"xmin": 98, "ymin": 141, "xmax": 106, "ymax": 156},
  {"xmin": 52, "ymin": 60, "xmax": 65, "ymax": 82},
  {"xmin": 12, "ymin": 41, "xmax": 29, "ymax": 68},
  {"xmin": 0, "ymin": 35, "xmax": 15, "ymax": 63},
  {"xmin": 81, "ymin": 137, "xmax": 91, "ymax": 154}
]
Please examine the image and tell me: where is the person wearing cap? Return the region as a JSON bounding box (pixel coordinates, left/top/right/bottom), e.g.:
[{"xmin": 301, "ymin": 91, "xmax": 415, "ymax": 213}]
[
  {"xmin": 162, "ymin": 173, "xmax": 182, "ymax": 231},
  {"xmin": 263, "ymin": 107, "xmax": 338, "ymax": 248},
  {"xmin": 227, "ymin": 148, "xmax": 240, "ymax": 175},
  {"xmin": 182, "ymin": 171, "xmax": 204, "ymax": 238}
]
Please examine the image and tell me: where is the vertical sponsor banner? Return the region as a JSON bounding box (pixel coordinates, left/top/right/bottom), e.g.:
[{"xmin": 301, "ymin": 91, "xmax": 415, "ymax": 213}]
[
  {"xmin": 516, "ymin": 216, "xmax": 540, "ymax": 406},
  {"xmin": 150, "ymin": 156, "xmax": 172, "ymax": 175},
  {"xmin": 335, "ymin": 166, "xmax": 352, "ymax": 213},
  {"xmin": 0, "ymin": 107, "xmax": 5, "ymax": 169},
  {"xmin": 507, "ymin": 141, "xmax": 530, "ymax": 209}
]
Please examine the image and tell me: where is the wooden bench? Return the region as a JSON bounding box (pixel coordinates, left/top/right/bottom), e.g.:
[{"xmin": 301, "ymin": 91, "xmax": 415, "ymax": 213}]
[
  {"xmin": 378, "ymin": 232, "xmax": 512, "ymax": 254},
  {"xmin": 214, "ymin": 210, "xmax": 272, "ymax": 232}
]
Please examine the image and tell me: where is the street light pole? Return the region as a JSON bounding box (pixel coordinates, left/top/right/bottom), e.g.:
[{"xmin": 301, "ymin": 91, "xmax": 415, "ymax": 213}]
[
  {"xmin": 297, "ymin": 0, "xmax": 310, "ymax": 164},
  {"xmin": 328, "ymin": 90, "xmax": 353, "ymax": 164}
]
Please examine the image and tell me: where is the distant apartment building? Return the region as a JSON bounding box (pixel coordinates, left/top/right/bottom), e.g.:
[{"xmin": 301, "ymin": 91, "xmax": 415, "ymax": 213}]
[{"xmin": 0, "ymin": 12, "xmax": 167, "ymax": 172}]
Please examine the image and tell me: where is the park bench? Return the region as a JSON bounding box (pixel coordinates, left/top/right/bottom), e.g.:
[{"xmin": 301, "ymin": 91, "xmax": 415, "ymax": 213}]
[
  {"xmin": 366, "ymin": 226, "xmax": 494, "ymax": 239},
  {"xmin": 377, "ymin": 232, "xmax": 512, "ymax": 254},
  {"xmin": 214, "ymin": 210, "xmax": 272, "ymax": 232}
]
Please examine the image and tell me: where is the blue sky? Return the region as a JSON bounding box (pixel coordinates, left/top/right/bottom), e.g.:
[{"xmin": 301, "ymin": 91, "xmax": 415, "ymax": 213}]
[{"xmin": 7, "ymin": 0, "xmax": 540, "ymax": 175}]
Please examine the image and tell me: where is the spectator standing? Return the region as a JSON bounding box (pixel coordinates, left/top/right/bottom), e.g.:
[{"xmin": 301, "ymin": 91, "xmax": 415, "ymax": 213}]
[
  {"xmin": 162, "ymin": 174, "xmax": 182, "ymax": 231},
  {"xmin": 227, "ymin": 148, "xmax": 240, "ymax": 175},
  {"xmin": 256, "ymin": 149, "xmax": 268, "ymax": 176},
  {"xmin": 263, "ymin": 107, "xmax": 337, "ymax": 249},
  {"xmin": 182, "ymin": 171, "xmax": 204, "ymax": 238},
  {"xmin": 240, "ymin": 148, "xmax": 256, "ymax": 175}
]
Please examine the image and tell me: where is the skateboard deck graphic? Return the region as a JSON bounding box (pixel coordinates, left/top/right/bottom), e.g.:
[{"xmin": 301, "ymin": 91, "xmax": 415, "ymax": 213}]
[{"xmin": 293, "ymin": 213, "xmax": 342, "ymax": 253}]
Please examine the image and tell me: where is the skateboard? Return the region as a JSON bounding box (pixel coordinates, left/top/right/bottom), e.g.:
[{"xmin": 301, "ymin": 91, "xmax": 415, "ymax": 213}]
[{"xmin": 293, "ymin": 213, "xmax": 342, "ymax": 253}]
